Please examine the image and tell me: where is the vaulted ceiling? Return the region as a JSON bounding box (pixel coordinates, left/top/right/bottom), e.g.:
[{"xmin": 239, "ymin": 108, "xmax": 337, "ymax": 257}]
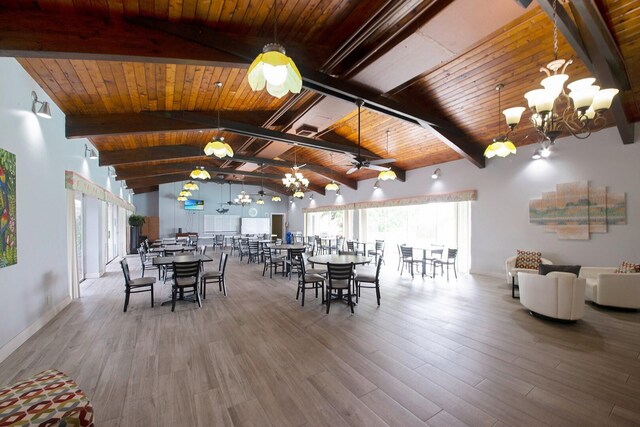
[{"xmin": 1, "ymin": 0, "xmax": 638, "ymax": 195}]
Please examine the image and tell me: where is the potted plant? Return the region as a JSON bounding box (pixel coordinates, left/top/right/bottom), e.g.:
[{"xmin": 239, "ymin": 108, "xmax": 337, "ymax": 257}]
[{"xmin": 128, "ymin": 214, "xmax": 146, "ymax": 254}]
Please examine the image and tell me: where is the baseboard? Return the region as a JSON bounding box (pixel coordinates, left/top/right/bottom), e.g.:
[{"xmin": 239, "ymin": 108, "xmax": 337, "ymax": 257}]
[
  {"xmin": 0, "ymin": 296, "xmax": 72, "ymax": 364},
  {"xmin": 85, "ymin": 272, "xmax": 102, "ymax": 279}
]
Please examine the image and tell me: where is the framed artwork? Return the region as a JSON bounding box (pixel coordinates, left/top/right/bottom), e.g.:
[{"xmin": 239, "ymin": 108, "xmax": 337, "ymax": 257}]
[
  {"xmin": 0, "ymin": 148, "xmax": 17, "ymax": 268},
  {"xmin": 528, "ymin": 180, "xmax": 627, "ymax": 240}
]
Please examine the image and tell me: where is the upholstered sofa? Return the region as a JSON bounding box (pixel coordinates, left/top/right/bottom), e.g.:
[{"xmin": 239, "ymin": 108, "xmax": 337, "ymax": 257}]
[
  {"xmin": 518, "ymin": 271, "xmax": 586, "ymax": 321},
  {"xmin": 506, "ymin": 255, "xmax": 553, "ymax": 298},
  {"xmin": 579, "ymin": 267, "xmax": 640, "ymax": 309}
]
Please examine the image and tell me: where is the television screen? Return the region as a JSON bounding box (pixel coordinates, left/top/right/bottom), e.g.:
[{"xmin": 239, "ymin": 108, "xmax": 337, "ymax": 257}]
[{"xmin": 184, "ymin": 199, "xmax": 204, "ymax": 210}]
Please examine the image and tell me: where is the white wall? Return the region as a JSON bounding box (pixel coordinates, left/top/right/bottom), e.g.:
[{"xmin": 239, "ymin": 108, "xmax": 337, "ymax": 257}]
[
  {"xmin": 132, "ymin": 191, "xmax": 159, "ymax": 216},
  {"xmin": 289, "ymin": 126, "xmax": 640, "ymax": 276},
  {"xmin": 0, "ymin": 58, "xmax": 133, "ymax": 360},
  {"xmin": 155, "ymin": 182, "xmax": 289, "ymax": 237}
]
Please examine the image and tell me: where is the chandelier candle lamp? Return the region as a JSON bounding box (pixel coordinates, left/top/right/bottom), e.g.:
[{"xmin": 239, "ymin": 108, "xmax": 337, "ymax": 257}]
[
  {"xmin": 501, "ymin": 0, "xmax": 618, "ymax": 149},
  {"xmin": 247, "ymin": 1, "xmax": 302, "ymax": 98}
]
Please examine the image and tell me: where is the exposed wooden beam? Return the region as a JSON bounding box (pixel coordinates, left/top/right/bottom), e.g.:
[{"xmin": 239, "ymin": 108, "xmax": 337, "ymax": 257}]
[
  {"xmin": 130, "ymin": 18, "xmax": 486, "ymax": 168},
  {"xmin": 67, "ymin": 112, "xmax": 380, "ymax": 158},
  {"xmin": 0, "ymin": 9, "xmax": 246, "ymax": 68},
  {"xmin": 130, "ymin": 186, "xmax": 159, "ymax": 194},
  {"xmin": 116, "ymin": 162, "xmax": 285, "ymax": 181},
  {"xmin": 539, "ymin": 0, "xmax": 635, "ymax": 144}
]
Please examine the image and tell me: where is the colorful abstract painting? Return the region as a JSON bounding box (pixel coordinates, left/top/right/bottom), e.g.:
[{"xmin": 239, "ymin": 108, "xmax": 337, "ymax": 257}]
[
  {"xmin": 528, "ymin": 181, "xmax": 627, "ymax": 240},
  {"xmin": 0, "ymin": 147, "xmax": 17, "ymax": 267}
]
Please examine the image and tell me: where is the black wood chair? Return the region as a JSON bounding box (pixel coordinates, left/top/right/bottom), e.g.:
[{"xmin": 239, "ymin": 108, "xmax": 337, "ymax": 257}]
[
  {"xmin": 433, "ymin": 248, "xmax": 458, "ymax": 281},
  {"xmin": 287, "ymin": 248, "xmax": 305, "ymax": 280},
  {"xmin": 120, "ymin": 258, "xmax": 155, "ymax": 312},
  {"xmin": 326, "ymin": 262, "xmax": 355, "ymax": 314},
  {"xmin": 295, "ymin": 253, "xmax": 325, "ymax": 307},
  {"xmin": 138, "ymin": 246, "xmax": 161, "ymax": 279},
  {"xmin": 367, "ymin": 240, "xmax": 385, "ymax": 265},
  {"xmin": 247, "ymin": 240, "xmax": 260, "ymax": 264},
  {"xmin": 201, "ymin": 253, "xmax": 228, "ymax": 298},
  {"xmin": 263, "ymin": 247, "xmax": 286, "ymax": 278},
  {"xmin": 171, "ymin": 260, "xmax": 201, "ymax": 312},
  {"xmin": 400, "ymin": 246, "xmax": 422, "ymax": 278},
  {"xmin": 355, "ymin": 255, "xmax": 383, "ymax": 305}
]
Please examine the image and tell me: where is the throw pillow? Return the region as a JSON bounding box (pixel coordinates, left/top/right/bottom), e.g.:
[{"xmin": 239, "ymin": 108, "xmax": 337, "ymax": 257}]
[
  {"xmin": 616, "ymin": 261, "xmax": 640, "ymax": 273},
  {"xmin": 539, "ymin": 264, "xmax": 581, "ymax": 276},
  {"xmin": 515, "ymin": 249, "xmax": 542, "ymax": 270}
]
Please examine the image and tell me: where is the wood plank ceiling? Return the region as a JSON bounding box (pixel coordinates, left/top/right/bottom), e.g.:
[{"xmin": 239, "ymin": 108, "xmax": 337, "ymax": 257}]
[{"xmin": 1, "ymin": 0, "xmax": 638, "ymax": 194}]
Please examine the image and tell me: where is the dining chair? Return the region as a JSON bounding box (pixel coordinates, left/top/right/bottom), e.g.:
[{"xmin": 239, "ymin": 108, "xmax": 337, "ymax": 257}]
[
  {"xmin": 247, "ymin": 240, "xmax": 260, "ymax": 264},
  {"xmin": 367, "ymin": 240, "xmax": 385, "ymax": 265},
  {"xmin": 237, "ymin": 238, "xmax": 248, "ymax": 261},
  {"xmin": 287, "ymin": 248, "xmax": 306, "ymax": 280},
  {"xmin": 214, "ymin": 234, "xmax": 225, "ymax": 251},
  {"xmin": 138, "ymin": 246, "xmax": 161, "ymax": 279},
  {"xmin": 433, "ymin": 248, "xmax": 458, "ymax": 281},
  {"xmin": 423, "ymin": 247, "xmax": 444, "ymax": 278},
  {"xmin": 120, "ymin": 258, "xmax": 155, "ymax": 312},
  {"xmin": 314, "ymin": 237, "xmax": 324, "ymax": 255},
  {"xmin": 263, "ymin": 247, "xmax": 286, "ymax": 278},
  {"xmin": 302, "ymin": 251, "xmax": 327, "ymax": 276},
  {"xmin": 400, "ymin": 246, "xmax": 422, "ymax": 278},
  {"xmin": 171, "ymin": 260, "xmax": 202, "ymax": 312},
  {"xmin": 396, "ymin": 243, "xmax": 406, "ymax": 271},
  {"xmin": 326, "ymin": 262, "xmax": 355, "ymax": 314},
  {"xmin": 201, "ymin": 253, "xmax": 228, "ymax": 298},
  {"xmin": 355, "ymin": 255, "xmax": 383, "ymax": 305},
  {"xmin": 295, "ymin": 253, "xmax": 325, "ymax": 307},
  {"xmin": 338, "ymin": 250, "xmax": 358, "ymax": 256}
]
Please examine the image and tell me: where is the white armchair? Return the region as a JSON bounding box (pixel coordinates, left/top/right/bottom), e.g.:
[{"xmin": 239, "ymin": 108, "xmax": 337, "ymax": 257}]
[
  {"xmin": 506, "ymin": 255, "xmax": 553, "ymax": 298},
  {"xmin": 518, "ymin": 272, "xmax": 586, "ymax": 321},
  {"xmin": 580, "ymin": 267, "xmax": 640, "ymax": 309}
]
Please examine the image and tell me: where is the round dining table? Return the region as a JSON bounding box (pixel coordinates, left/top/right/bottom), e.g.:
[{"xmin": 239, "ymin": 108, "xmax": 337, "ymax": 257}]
[{"xmin": 307, "ymin": 254, "xmax": 371, "ymax": 265}]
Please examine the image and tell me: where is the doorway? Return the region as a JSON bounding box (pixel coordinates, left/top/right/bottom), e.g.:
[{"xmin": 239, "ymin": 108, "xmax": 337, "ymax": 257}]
[{"xmin": 271, "ymin": 214, "xmax": 284, "ymax": 240}]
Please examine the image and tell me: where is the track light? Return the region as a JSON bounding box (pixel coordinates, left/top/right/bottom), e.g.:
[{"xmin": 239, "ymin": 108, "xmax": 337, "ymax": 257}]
[
  {"xmin": 431, "ymin": 168, "xmax": 441, "ymax": 180},
  {"xmin": 31, "ymin": 91, "xmax": 52, "ymax": 119},
  {"xmin": 84, "ymin": 144, "xmax": 98, "ymax": 159}
]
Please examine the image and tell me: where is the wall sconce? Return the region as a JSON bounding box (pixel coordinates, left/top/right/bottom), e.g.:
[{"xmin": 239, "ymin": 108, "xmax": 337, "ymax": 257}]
[
  {"xmin": 84, "ymin": 144, "xmax": 98, "ymax": 159},
  {"xmin": 31, "ymin": 91, "xmax": 52, "ymax": 119},
  {"xmin": 373, "ymin": 180, "xmax": 380, "ymax": 189},
  {"xmin": 108, "ymin": 167, "xmax": 117, "ymax": 177},
  {"xmin": 431, "ymin": 168, "xmax": 441, "ymax": 180},
  {"xmin": 309, "ymin": 193, "xmax": 314, "ymax": 200}
]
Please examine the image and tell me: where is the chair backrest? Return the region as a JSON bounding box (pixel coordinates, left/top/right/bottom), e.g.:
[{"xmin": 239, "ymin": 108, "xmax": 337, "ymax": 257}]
[
  {"xmin": 339, "ymin": 250, "xmax": 357, "ymax": 255},
  {"xmin": 294, "ymin": 253, "xmax": 306, "ymax": 277},
  {"xmin": 215, "ymin": 234, "xmax": 224, "ymax": 244},
  {"xmin": 165, "ymin": 248, "xmax": 184, "ymax": 256},
  {"xmin": 264, "ymin": 248, "xmax": 273, "ymax": 263},
  {"xmin": 248, "ymin": 240, "xmax": 259, "ymax": 253},
  {"xmin": 276, "ymin": 238, "xmax": 282, "ymax": 245},
  {"xmin": 219, "ymin": 253, "xmax": 229, "ymax": 275},
  {"xmin": 430, "ymin": 248, "xmax": 444, "ymax": 259},
  {"xmin": 138, "ymin": 247, "xmax": 148, "ymax": 263},
  {"xmin": 336, "ymin": 237, "xmax": 345, "ymax": 251},
  {"xmin": 346, "ymin": 241, "xmax": 356, "ymax": 251},
  {"xmin": 375, "ymin": 240, "xmax": 385, "ymax": 251},
  {"xmin": 400, "ymin": 245, "xmax": 413, "ymax": 258},
  {"xmin": 199, "ymin": 245, "xmax": 207, "ymax": 256},
  {"xmin": 374, "ymin": 255, "xmax": 384, "ymax": 280},
  {"xmin": 172, "ymin": 261, "xmax": 201, "ymax": 282},
  {"xmin": 447, "ymin": 248, "xmax": 458, "ymax": 261},
  {"xmin": 120, "ymin": 258, "xmax": 131, "ymax": 285},
  {"xmin": 327, "ymin": 263, "xmax": 354, "ymax": 287},
  {"xmin": 397, "ymin": 243, "xmax": 406, "ymax": 257},
  {"xmin": 289, "ymin": 248, "xmax": 305, "ymax": 268},
  {"xmin": 315, "ymin": 237, "xmax": 322, "ymax": 247}
]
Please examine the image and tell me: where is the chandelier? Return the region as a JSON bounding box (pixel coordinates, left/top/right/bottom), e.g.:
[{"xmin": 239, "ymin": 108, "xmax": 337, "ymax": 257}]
[
  {"xmin": 282, "ymin": 167, "xmax": 309, "ymax": 198},
  {"xmin": 234, "ymin": 191, "xmax": 252, "ymax": 205},
  {"xmin": 496, "ymin": 0, "xmax": 618, "ymax": 155},
  {"xmin": 247, "ymin": 1, "xmax": 302, "ymax": 98},
  {"xmin": 204, "ymin": 82, "xmax": 234, "ymax": 159},
  {"xmin": 183, "ymin": 181, "xmax": 199, "ymax": 191},
  {"xmin": 190, "ymin": 166, "xmax": 211, "ymax": 180}
]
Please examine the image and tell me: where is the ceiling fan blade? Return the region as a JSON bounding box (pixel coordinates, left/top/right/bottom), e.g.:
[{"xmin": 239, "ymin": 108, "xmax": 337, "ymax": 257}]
[
  {"xmin": 346, "ymin": 167, "xmax": 359, "ymax": 175},
  {"xmin": 366, "ymin": 164, "xmax": 391, "ymax": 172},
  {"xmin": 298, "ymin": 163, "xmax": 306, "ymax": 169},
  {"xmin": 368, "ymin": 158, "xmax": 396, "ymax": 165}
]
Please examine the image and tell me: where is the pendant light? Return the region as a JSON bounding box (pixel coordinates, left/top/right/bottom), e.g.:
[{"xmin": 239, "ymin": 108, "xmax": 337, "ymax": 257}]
[
  {"xmin": 204, "ymin": 82, "xmax": 234, "ymax": 159},
  {"xmin": 325, "ymin": 153, "xmax": 340, "ymax": 192},
  {"xmin": 247, "ymin": 1, "xmax": 302, "ymax": 98},
  {"xmin": 484, "ymin": 84, "xmax": 517, "ymax": 159},
  {"xmin": 378, "ymin": 130, "xmax": 397, "ymax": 181},
  {"xmin": 183, "ymin": 181, "xmax": 199, "ymax": 191}
]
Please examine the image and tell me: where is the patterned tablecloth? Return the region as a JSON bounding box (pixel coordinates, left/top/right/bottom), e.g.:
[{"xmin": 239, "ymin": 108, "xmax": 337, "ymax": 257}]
[{"xmin": 0, "ymin": 369, "xmax": 94, "ymax": 426}]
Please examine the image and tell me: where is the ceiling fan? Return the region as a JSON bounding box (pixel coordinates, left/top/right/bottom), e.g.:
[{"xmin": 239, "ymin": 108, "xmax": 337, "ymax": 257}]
[{"xmin": 345, "ymin": 99, "xmax": 396, "ymax": 175}]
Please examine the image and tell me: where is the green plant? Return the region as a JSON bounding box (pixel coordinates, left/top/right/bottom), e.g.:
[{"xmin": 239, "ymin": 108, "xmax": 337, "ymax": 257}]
[{"xmin": 128, "ymin": 214, "xmax": 145, "ymax": 228}]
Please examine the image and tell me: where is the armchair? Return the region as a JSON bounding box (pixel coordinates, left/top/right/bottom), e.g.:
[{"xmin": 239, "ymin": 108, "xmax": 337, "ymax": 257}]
[
  {"xmin": 518, "ymin": 271, "xmax": 586, "ymax": 321},
  {"xmin": 506, "ymin": 255, "xmax": 553, "ymax": 298}
]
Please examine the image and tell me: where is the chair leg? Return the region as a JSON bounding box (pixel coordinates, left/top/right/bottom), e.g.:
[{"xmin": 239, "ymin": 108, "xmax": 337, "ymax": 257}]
[
  {"xmin": 195, "ymin": 286, "xmax": 202, "ymax": 308},
  {"xmin": 348, "ymin": 290, "xmax": 354, "ymax": 314},
  {"xmin": 124, "ymin": 289, "xmax": 130, "ymax": 312},
  {"xmin": 326, "ymin": 289, "xmax": 331, "ymax": 314},
  {"xmin": 355, "ymin": 282, "xmax": 359, "ymax": 303},
  {"xmin": 301, "ymin": 283, "xmax": 305, "ymax": 307},
  {"xmin": 375, "ymin": 283, "xmax": 380, "ymax": 305},
  {"xmin": 262, "ymin": 262, "xmax": 267, "ymax": 276},
  {"xmin": 151, "ymin": 286, "xmax": 154, "ymax": 308},
  {"xmin": 453, "ymin": 264, "xmax": 457, "ymax": 279},
  {"xmin": 171, "ymin": 288, "xmax": 177, "ymax": 312},
  {"xmin": 221, "ymin": 278, "xmax": 227, "ymax": 296},
  {"xmin": 202, "ymin": 279, "xmax": 207, "ymax": 299},
  {"xmin": 296, "ymin": 281, "xmax": 301, "ymax": 300}
]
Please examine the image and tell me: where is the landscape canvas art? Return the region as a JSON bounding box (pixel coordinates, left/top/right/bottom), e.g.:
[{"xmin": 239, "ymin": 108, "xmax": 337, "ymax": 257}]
[
  {"xmin": 528, "ymin": 181, "xmax": 626, "ymax": 240},
  {"xmin": 0, "ymin": 147, "xmax": 17, "ymax": 268}
]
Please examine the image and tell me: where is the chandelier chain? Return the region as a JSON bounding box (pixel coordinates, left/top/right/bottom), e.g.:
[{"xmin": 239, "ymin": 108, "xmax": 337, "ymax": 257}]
[{"xmin": 552, "ymin": 0, "xmax": 558, "ymax": 60}]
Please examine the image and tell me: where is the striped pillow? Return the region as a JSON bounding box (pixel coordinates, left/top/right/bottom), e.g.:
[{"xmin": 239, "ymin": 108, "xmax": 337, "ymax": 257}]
[{"xmin": 515, "ymin": 250, "xmax": 542, "ymax": 270}]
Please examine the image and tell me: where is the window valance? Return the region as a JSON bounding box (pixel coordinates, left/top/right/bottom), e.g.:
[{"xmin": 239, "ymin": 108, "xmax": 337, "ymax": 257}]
[
  {"xmin": 65, "ymin": 171, "xmax": 135, "ymax": 211},
  {"xmin": 303, "ymin": 189, "xmax": 476, "ymax": 214}
]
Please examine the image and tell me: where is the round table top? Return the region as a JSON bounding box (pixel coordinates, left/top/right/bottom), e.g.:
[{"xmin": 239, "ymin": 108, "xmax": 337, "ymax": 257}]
[
  {"xmin": 308, "ymin": 254, "xmax": 371, "ymax": 265},
  {"xmin": 269, "ymin": 244, "xmax": 307, "ymax": 250},
  {"xmin": 162, "ymin": 245, "xmax": 195, "ymax": 251}
]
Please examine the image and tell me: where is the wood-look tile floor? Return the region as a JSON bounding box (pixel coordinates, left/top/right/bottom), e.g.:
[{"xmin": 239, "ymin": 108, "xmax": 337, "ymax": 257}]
[{"xmin": 1, "ymin": 253, "xmax": 640, "ymax": 426}]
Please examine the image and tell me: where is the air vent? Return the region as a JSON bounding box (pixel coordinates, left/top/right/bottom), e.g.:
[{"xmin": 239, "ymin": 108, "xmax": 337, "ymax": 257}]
[{"xmin": 295, "ymin": 124, "xmax": 318, "ymax": 137}]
